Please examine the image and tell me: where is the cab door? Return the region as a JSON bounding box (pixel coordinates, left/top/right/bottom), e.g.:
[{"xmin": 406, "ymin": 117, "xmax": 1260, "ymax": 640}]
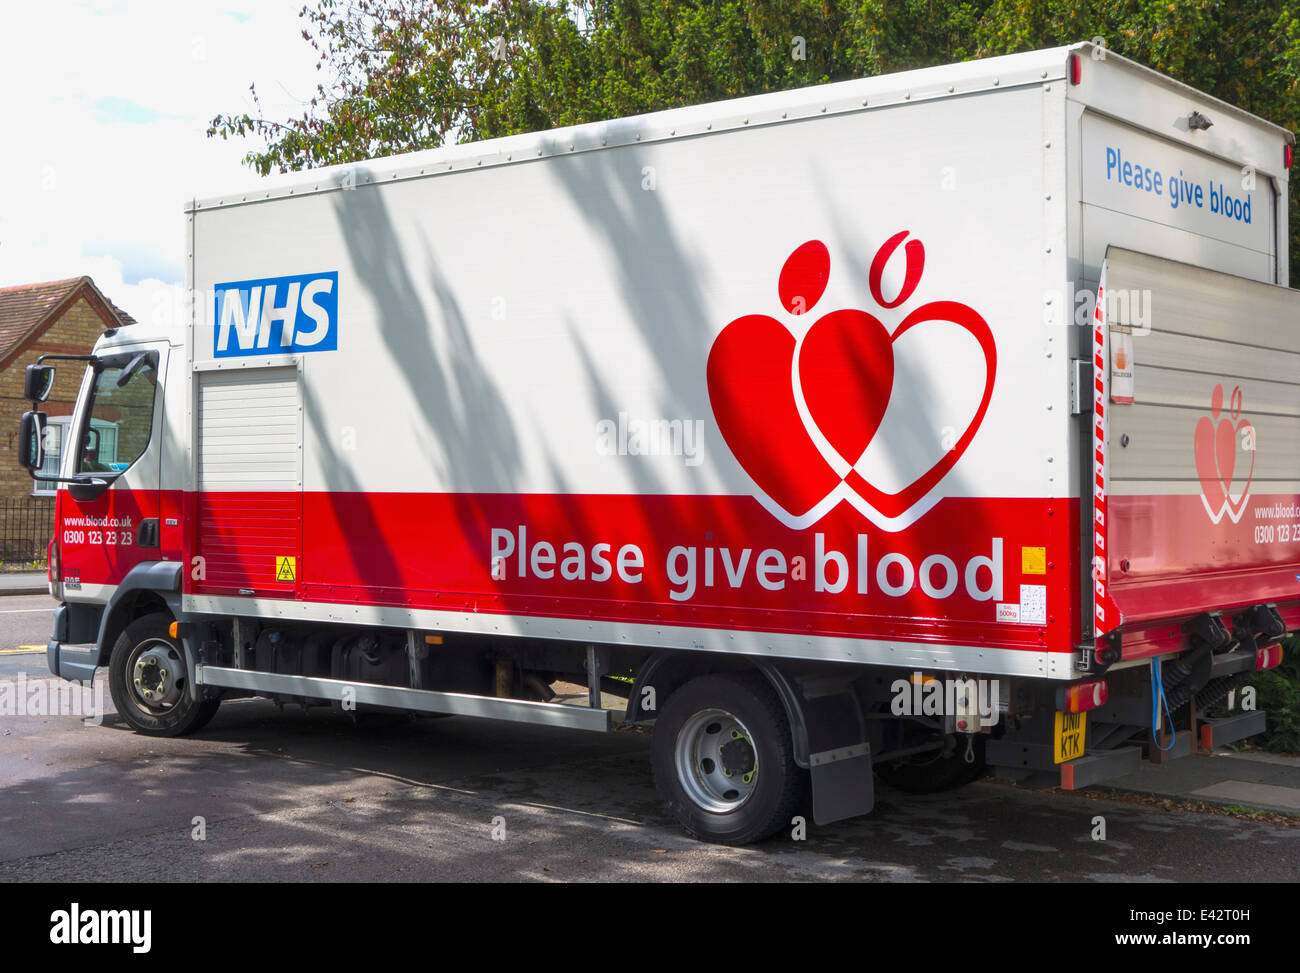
[{"xmin": 58, "ymin": 344, "xmax": 168, "ymax": 602}]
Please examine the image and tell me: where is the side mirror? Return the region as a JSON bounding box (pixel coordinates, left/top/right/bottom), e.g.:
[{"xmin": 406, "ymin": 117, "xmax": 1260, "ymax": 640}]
[
  {"xmin": 18, "ymin": 411, "xmax": 46, "ymax": 471},
  {"xmin": 24, "ymin": 364, "xmax": 55, "ymax": 403},
  {"xmin": 67, "ymin": 477, "xmax": 110, "ymax": 503}
]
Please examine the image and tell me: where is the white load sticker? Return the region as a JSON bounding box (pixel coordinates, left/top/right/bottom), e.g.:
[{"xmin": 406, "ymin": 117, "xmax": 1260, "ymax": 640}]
[{"xmin": 1020, "ymin": 584, "xmax": 1047, "ymax": 625}]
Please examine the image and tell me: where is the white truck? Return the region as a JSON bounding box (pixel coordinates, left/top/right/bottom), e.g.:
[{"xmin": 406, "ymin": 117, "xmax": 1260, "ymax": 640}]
[{"xmin": 24, "ymin": 42, "xmax": 1299, "ymax": 844}]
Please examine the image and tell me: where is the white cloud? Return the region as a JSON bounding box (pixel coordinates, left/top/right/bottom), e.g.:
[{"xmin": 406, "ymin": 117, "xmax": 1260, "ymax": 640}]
[{"xmin": 0, "ymin": 0, "xmax": 320, "ymax": 324}]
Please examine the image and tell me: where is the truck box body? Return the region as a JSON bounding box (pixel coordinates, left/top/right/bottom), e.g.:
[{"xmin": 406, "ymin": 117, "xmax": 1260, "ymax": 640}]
[
  {"xmin": 163, "ymin": 43, "xmax": 1293, "ymax": 673},
  {"xmin": 38, "ymin": 43, "xmax": 1298, "ymax": 841}
]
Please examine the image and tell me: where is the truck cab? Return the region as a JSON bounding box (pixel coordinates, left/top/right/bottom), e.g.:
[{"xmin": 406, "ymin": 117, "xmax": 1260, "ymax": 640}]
[{"xmin": 26, "ymin": 320, "xmax": 184, "ymax": 697}]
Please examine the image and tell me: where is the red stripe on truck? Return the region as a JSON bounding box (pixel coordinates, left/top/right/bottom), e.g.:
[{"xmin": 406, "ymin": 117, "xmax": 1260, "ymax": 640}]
[
  {"xmin": 60, "ymin": 486, "xmax": 1297, "ymax": 658},
  {"xmin": 183, "ymin": 490, "xmax": 1077, "ymax": 654}
]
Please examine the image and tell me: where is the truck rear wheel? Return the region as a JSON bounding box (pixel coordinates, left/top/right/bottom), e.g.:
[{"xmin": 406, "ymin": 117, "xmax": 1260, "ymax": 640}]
[
  {"xmin": 875, "ymin": 735, "xmax": 986, "ymax": 794},
  {"xmin": 651, "ymin": 672, "xmax": 806, "ymax": 845},
  {"xmin": 108, "ymin": 613, "xmax": 220, "ymax": 736}
]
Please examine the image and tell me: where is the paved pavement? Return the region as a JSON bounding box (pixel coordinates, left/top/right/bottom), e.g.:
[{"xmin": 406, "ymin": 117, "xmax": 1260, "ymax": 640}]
[
  {"xmin": 0, "ymin": 572, "xmax": 48, "ymax": 596},
  {"xmin": 1101, "ymin": 749, "xmax": 1300, "ymax": 814}
]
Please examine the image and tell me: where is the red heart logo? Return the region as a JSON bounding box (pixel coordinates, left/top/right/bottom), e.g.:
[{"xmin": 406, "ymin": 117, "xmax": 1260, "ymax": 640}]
[
  {"xmin": 707, "ymin": 313, "xmax": 842, "ymax": 518},
  {"xmin": 799, "ymin": 308, "xmax": 894, "ymax": 465},
  {"xmin": 1224, "ymin": 413, "xmax": 1255, "ymax": 521},
  {"xmin": 1215, "ymin": 415, "xmax": 1236, "ymax": 492},
  {"xmin": 708, "ymin": 235, "xmax": 997, "ymax": 527},
  {"xmin": 1194, "ymin": 384, "xmax": 1256, "ymax": 523},
  {"xmin": 1193, "ymin": 414, "xmax": 1229, "ymax": 516},
  {"xmin": 842, "ymin": 300, "xmax": 996, "ymax": 519},
  {"xmin": 778, "ymin": 240, "xmax": 830, "ymax": 316}
]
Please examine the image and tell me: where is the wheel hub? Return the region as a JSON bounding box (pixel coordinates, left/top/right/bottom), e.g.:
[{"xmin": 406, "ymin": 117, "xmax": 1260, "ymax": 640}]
[
  {"xmin": 131, "ymin": 642, "xmax": 185, "ymax": 710},
  {"xmin": 674, "ymin": 708, "xmax": 759, "ymax": 813},
  {"xmin": 719, "ymin": 733, "xmax": 756, "ymax": 779}
]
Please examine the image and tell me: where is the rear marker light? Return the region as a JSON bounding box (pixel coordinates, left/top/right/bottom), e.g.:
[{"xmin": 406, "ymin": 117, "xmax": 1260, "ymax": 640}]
[
  {"xmin": 1069, "ymin": 54, "xmax": 1082, "ymax": 85},
  {"xmin": 1285, "ymin": 143, "xmax": 1293, "ymax": 169},
  {"xmin": 1256, "ymin": 644, "xmax": 1283, "ymax": 671},
  {"xmin": 1060, "ymin": 678, "xmax": 1108, "ymax": 713}
]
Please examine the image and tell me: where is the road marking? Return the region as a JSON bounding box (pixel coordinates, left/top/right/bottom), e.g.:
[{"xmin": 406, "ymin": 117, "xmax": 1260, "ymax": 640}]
[
  {"xmin": 0, "ymin": 608, "xmax": 53, "ymax": 614},
  {"xmin": 0, "ymin": 647, "xmax": 45, "ymax": 655}
]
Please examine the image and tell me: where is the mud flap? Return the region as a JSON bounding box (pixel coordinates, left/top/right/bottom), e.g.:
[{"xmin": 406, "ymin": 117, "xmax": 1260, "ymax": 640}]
[
  {"xmin": 810, "ymin": 743, "xmax": 874, "ymax": 825},
  {"xmin": 777, "ymin": 675, "xmax": 874, "ymax": 825}
]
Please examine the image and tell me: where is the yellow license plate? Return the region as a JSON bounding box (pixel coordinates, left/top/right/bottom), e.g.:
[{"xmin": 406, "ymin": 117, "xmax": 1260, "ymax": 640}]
[{"xmin": 1054, "ymin": 710, "xmax": 1086, "ymax": 763}]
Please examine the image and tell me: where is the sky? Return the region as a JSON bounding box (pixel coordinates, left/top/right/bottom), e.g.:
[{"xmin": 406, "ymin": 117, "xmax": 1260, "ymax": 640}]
[{"xmin": 0, "ymin": 1, "xmax": 321, "ymax": 324}]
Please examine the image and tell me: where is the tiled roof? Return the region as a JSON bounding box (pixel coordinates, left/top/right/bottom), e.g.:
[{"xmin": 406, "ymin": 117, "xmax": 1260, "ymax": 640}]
[{"xmin": 0, "ymin": 276, "xmax": 134, "ymax": 365}]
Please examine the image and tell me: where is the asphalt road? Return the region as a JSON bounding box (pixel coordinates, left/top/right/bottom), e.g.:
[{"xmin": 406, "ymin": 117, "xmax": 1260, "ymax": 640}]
[
  {"xmin": 1, "ymin": 675, "xmax": 1297, "ymax": 882},
  {"xmin": 0, "ymin": 595, "xmax": 58, "ymax": 682}
]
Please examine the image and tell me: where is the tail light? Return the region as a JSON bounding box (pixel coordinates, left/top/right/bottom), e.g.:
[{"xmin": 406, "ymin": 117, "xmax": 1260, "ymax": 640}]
[
  {"xmin": 1256, "ymin": 644, "xmax": 1283, "ymax": 671},
  {"xmin": 48, "ymin": 537, "xmax": 59, "ymax": 583},
  {"xmin": 1058, "ymin": 678, "xmax": 1108, "ymax": 713}
]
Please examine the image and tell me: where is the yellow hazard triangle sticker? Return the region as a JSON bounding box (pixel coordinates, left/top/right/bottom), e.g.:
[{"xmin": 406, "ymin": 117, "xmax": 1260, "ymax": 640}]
[{"xmin": 275, "ymin": 556, "xmax": 297, "ymax": 582}]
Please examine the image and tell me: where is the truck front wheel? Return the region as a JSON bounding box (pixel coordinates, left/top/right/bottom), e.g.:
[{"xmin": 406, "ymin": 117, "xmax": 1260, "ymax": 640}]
[
  {"xmin": 651, "ymin": 672, "xmax": 806, "ymax": 845},
  {"xmin": 108, "ymin": 613, "xmax": 220, "ymax": 736}
]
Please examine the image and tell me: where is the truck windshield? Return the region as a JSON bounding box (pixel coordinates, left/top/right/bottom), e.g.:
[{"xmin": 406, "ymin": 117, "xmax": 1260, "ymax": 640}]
[{"xmin": 77, "ymin": 354, "xmax": 158, "ymax": 474}]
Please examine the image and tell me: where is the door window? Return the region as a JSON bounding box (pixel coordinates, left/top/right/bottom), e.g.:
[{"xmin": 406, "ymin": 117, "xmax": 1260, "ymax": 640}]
[{"xmin": 77, "ymin": 353, "xmax": 158, "ymax": 475}]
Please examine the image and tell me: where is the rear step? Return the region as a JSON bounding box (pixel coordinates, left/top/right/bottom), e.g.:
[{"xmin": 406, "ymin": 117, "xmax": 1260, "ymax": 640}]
[
  {"xmin": 1059, "ymin": 746, "xmax": 1142, "ymax": 790},
  {"xmin": 1198, "ymin": 710, "xmax": 1267, "ymax": 750},
  {"xmin": 195, "ymin": 665, "xmax": 612, "ymax": 732}
]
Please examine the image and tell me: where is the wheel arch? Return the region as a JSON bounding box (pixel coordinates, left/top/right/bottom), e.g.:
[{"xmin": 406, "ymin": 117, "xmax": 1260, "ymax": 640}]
[
  {"xmin": 626, "ymin": 650, "xmax": 857, "ymax": 768},
  {"xmin": 95, "ymin": 561, "xmax": 183, "ymax": 667}
]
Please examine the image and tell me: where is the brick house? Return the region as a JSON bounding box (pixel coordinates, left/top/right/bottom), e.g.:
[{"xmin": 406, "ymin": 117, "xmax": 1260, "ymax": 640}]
[{"xmin": 0, "ymin": 277, "xmax": 134, "ymax": 563}]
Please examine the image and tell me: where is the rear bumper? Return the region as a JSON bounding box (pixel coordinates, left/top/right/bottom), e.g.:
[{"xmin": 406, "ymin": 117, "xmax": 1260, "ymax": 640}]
[
  {"xmin": 1055, "ymin": 711, "xmax": 1266, "ymax": 790},
  {"xmin": 989, "ymin": 641, "xmax": 1278, "ymax": 788}
]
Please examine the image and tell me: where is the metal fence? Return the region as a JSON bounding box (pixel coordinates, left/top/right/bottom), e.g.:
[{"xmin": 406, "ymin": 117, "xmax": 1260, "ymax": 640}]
[{"xmin": 0, "ymin": 496, "xmax": 53, "ymax": 572}]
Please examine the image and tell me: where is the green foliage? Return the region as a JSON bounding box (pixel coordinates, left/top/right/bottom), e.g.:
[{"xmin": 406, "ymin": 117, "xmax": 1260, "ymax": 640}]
[
  {"xmin": 1241, "ymin": 636, "xmax": 1300, "ymax": 753},
  {"xmin": 208, "ymin": 1, "xmax": 1297, "ymax": 266}
]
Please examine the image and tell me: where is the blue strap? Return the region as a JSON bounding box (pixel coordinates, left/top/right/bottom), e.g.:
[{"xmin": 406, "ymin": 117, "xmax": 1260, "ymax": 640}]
[{"xmin": 1151, "ymin": 657, "xmax": 1176, "ymax": 752}]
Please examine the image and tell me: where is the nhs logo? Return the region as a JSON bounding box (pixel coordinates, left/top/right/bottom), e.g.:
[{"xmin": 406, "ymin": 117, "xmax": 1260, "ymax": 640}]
[{"xmin": 214, "ymin": 271, "xmax": 338, "ymax": 357}]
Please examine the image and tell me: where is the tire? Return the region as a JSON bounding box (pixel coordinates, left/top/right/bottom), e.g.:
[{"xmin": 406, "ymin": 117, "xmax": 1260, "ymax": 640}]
[
  {"xmin": 875, "ymin": 735, "xmax": 986, "ymax": 794},
  {"xmin": 651, "ymin": 672, "xmax": 807, "ymax": 845},
  {"xmin": 108, "ymin": 612, "xmax": 220, "ymax": 736}
]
